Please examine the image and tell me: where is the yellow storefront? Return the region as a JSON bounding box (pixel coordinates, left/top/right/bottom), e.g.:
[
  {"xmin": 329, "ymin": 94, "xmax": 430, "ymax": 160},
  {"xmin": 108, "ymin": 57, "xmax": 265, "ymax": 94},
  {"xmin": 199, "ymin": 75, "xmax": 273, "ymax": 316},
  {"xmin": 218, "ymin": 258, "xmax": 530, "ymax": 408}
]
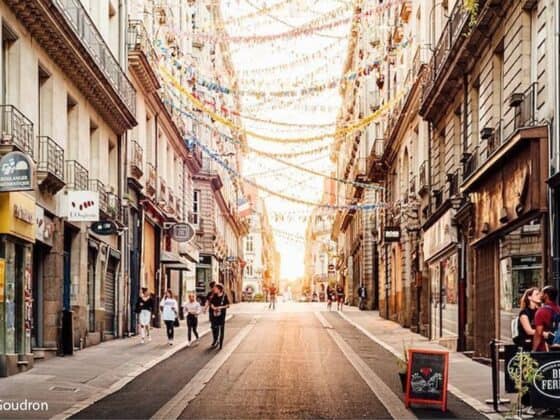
[{"xmin": 0, "ymin": 192, "xmax": 36, "ymax": 377}]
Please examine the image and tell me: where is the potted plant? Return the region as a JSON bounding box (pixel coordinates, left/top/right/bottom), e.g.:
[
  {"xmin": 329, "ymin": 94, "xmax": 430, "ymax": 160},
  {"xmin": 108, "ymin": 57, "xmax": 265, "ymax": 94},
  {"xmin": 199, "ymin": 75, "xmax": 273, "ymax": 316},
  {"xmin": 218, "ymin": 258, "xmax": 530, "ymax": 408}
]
[{"xmin": 507, "ymin": 350, "xmax": 541, "ymax": 419}]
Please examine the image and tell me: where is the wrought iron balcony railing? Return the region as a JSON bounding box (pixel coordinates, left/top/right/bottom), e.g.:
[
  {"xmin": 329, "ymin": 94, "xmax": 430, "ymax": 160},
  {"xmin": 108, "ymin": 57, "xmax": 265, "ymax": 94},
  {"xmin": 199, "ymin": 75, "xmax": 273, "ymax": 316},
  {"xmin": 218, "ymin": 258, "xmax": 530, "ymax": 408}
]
[
  {"xmin": 37, "ymin": 136, "xmax": 65, "ymax": 194},
  {"xmin": 107, "ymin": 192, "xmax": 121, "ymax": 221},
  {"xmin": 463, "ymin": 147, "xmax": 478, "ymax": 180},
  {"xmin": 129, "ymin": 140, "xmax": 143, "ymax": 180},
  {"xmin": 514, "ymin": 82, "xmax": 538, "ymax": 130},
  {"xmin": 38, "ymin": 136, "xmax": 64, "ymax": 179},
  {"xmin": 54, "ymin": 0, "xmax": 135, "ymax": 115},
  {"xmin": 146, "ymin": 162, "xmax": 157, "ymax": 196},
  {"xmin": 89, "ymin": 179, "xmax": 108, "ymax": 213},
  {"xmin": 66, "ymin": 160, "xmax": 88, "ymax": 190},
  {"xmin": 0, "ymin": 105, "xmax": 34, "ymax": 157},
  {"xmin": 127, "ymin": 20, "xmax": 159, "ymax": 66}
]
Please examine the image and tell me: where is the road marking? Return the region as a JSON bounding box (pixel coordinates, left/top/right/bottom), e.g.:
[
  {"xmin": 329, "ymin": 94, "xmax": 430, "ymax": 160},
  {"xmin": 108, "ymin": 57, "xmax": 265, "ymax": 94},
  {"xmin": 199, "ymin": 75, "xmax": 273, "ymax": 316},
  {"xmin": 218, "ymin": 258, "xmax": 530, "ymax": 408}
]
[
  {"xmin": 151, "ymin": 317, "xmax": 258, "ymax": 420},
  {"xmin": 336, "ymin": 311, "xmax": 502, "ymax": 420},
  {"xmin": 314, "ymin": 311, "xmax": 416, "ymax": 420},
  {"xmin": 53, "ymin": 315, "xmax": 233, "ymax": 420}
]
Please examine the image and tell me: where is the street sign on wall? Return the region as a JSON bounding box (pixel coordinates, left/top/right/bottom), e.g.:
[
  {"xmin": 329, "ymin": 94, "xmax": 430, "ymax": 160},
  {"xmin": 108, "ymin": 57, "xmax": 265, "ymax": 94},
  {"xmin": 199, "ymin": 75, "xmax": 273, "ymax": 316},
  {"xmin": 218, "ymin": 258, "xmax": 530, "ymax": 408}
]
[
  {"xmin": 0, "ymin": 151, "xmax": 33, "ymax": 192},
  {"xmin": 170, "ymin": 223, "xmax": 195, "ymax": 242},
  {"xmin": 384, "ymin": 226, "xmax": 401, "ymax": 242},
  {"xmin": 90, "ymin": 221, "xmax": 118, "ymax": 235}
]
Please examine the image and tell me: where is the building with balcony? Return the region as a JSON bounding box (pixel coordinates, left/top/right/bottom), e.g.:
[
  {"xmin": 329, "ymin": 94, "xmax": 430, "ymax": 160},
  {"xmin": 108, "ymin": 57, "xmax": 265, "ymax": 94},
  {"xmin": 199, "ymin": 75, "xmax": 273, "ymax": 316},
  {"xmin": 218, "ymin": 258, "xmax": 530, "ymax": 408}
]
[
  {"xmin": 420, "ymin": 0, "xmax": 555, "ymax": 356},
  {"xmin": 241, "ymin": 186, "xmax": 278, "ymax": 302},
  {"xmin": 305, "ymin": 184, "xmax": 337, "ymax": 302},
  {"xmin": 0, "ymin": 0, "xmax": 136, "ymax": 376},
  {"xmin": 331, "ymin": 0, "xmax": 384, "ymax": 310},
  {"xmin": 371, "ymin": 1, "xmax": 430, "ymax": 334},
  {"xmin": 126, "ymin": 4, "xmax": 202, "ymax": 330}
]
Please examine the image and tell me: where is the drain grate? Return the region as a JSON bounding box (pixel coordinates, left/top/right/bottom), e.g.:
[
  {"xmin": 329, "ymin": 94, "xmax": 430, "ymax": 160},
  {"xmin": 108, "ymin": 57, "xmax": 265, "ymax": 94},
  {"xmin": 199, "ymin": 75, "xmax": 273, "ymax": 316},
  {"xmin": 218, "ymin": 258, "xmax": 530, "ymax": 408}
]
[{"xmin": 49, "ymin": 385, "xmax": 79, "ymax": 392}]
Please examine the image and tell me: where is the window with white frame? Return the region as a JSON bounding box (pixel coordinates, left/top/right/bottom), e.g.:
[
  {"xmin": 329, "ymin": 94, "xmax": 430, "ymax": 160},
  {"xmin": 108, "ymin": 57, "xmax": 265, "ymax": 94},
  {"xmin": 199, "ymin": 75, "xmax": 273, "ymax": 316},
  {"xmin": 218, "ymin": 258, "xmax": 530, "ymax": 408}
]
[
  {"xmin": 246, "ymin": 264, "xmax": 253, "ymax": 276},
  {"xmin": 246, "ymin": 235, "xmax": 254, "ymax": 253}
]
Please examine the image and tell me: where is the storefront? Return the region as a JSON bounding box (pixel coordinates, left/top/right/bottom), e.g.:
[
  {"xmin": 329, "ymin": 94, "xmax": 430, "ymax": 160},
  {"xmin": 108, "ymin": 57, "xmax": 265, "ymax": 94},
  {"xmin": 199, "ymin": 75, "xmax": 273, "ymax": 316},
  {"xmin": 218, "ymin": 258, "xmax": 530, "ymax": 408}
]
[
  {"xmin": 423, "ymin": 208, "xmax": 460, "ymax": 350},
  {"xmin": 0, "ymin": 192, "xmax": 36, "ymax": 376},
  {"xmin": 32, "ymin": 205, "xmax": 56, "ymax": 355},
  {"xmin": 462, "ymin": 126, "xmax": 549, "ymax": 357}
]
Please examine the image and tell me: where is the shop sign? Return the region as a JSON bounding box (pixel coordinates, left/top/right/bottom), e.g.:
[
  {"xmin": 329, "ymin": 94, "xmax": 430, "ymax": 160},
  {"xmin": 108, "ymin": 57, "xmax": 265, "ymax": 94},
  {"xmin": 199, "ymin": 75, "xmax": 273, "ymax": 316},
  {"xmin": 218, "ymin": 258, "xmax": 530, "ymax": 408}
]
[
  {"xmin": 530, "ymin": 352, "xmax": 560, "ymax": 408},
  {"xmin": 423, "ymin": 209, "xmax": 457, "ymax": 261},
  {"xmin": 0, "ymin": 258, "xmax": 4, "ymax": 303},
  {"xmin": 384, "ymin": 226, "xmax": 401, "ymax": 242},
  {"xmin": 0, "ymin": 151, "xmax": 33, "ymax": 192},
  {"xmin": 405, "ymin": 349, "xmax": 449, "ymax": 411},
  {"xmin": 170, "ymin": 223, "xmax": 195, "ymax": 242},
  {"xmin": 35, "ymin": 206, "xmax": 54, "ymax": 246},
  {"xmin": 65, "ymin": 191, "xmax": 99, "ymax": 222},
  {"xmin": 90, "ymin": 220, "xmax": 118, "ymax": 235},
  {"xmin": 0, "ymin": 192, "xmax": 36, "ymax": 242}
]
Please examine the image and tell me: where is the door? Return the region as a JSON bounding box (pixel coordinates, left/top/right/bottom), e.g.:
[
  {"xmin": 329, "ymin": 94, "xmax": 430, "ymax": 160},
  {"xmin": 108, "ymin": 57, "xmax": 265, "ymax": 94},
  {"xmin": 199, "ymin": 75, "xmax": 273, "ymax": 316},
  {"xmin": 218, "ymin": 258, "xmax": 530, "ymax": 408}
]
[
  {"xmin": 475, "ymin": 243, "xmax": 498, "ymax": 357},
  {"xmin": 87, "ymin": 247, "xmax": 97, "ymax": 332},
  {"xmin": 104, "ymin": 258, "xmax": 117, "ymax": 334},
  {"xmin": 32, "ymin": 245, "xmax": 44, "ymax": 349}
]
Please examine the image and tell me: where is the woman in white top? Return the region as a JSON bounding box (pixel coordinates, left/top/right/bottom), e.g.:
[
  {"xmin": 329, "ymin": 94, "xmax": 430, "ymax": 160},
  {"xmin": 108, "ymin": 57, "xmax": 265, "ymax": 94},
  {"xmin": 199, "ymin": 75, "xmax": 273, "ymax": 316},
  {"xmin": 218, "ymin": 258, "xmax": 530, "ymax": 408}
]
[
  {"xmin": 160, "ymin": 289, "xmax": 178, "ymax": 345},
  {"xmin": 183, "ymin": 293, "xmax": 202, "ymax": 346}
]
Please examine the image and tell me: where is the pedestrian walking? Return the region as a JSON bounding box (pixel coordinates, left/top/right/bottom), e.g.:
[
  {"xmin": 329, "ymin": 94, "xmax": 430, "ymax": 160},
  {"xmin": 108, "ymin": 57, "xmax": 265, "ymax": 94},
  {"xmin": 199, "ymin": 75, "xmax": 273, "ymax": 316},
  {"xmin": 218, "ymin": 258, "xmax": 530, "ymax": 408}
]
[
  {"xmin": 269, "ymin": 283, "xmax": 277, "ymax": 310},
  {"xmin": 209, "ymin": 283, "xmax": 230, "ymax": 350},
  {"xmin": 204, "ymin": 281, "xmax": 217, "ymax": 341},
  {"xmin": 336, "ymin": 283, "xmax": 345, "ymax": 311},
  {"xmin": 358, "ymin": 284, "xmax": 367, "ymax": 310},
  {"xmin": 532, "ymin": 286, "xmax": 560, "ymax": 352},
  {"xmin": 326, "ymin": 285, "xmax": 334, "ymax": 311},
  {"xmin": 160, "ymin": 289, "xmax": 179, "ymax": 345},
  {"xmin": 183, "ymin": 293, "xmax": 202, "ymax": 346},
  {"xmin": 136, "ymin": 287, "xmax": 154, "ymax": 344}
]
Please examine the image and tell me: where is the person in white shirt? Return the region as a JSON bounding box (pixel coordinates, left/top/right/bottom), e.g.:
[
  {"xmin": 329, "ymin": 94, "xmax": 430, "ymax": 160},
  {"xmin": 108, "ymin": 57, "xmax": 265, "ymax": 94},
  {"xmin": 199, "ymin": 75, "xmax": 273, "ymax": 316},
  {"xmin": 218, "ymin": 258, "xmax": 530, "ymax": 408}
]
[
  {"xmin": 160, "ymin": 289, "xmax": 178, "ymax": 345},
  {"xmin": 183, "ymin": 293, "xmax": 202, "ymax": 346}
]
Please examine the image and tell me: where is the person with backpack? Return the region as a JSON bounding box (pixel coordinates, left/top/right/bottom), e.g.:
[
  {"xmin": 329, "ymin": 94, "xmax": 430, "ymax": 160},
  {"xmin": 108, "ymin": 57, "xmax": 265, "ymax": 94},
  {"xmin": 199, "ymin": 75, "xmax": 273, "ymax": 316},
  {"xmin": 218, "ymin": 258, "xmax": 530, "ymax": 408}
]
[
  {"xmin": 512, "ymin": 287, "xmax": 541, "ymax": 351},
  {"xmin": 209, "ymin": 283, "xmax": 230, "ymax": 350},
  {"xmin": 532, "ymin": 286, "xmax": 560, "ymax": 352}
]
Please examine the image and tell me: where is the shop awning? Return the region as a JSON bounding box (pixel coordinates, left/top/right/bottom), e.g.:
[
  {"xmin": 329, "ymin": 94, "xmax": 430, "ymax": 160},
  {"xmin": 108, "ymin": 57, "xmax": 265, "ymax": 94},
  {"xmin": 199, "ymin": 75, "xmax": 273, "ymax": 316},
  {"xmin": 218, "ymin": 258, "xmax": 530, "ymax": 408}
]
[{"xmin": 161, "ymin": 251, "xmax": 191, "ymax": 271}]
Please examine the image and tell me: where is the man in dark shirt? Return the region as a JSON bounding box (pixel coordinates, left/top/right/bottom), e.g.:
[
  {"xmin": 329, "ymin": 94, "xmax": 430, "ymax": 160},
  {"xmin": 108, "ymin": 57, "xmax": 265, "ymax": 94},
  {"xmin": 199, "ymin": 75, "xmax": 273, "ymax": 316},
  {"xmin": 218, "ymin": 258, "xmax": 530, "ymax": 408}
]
[
  {"xmin": 533, "ymin": 286, "xmax": 560, "ymax": 352},
  {"xmin": 205, "ymin": 281, "xmax": 216, "ymax": 343},
  {"xmin": 209, "ymin": 283, "xmax": 230, "ymax": 349}
]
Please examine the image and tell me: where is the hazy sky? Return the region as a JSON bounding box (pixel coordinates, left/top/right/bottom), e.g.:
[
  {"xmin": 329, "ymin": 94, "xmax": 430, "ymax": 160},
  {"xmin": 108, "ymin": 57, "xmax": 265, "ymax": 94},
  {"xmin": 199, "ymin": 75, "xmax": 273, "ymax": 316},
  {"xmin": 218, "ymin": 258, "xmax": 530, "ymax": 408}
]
[{"xmin": 220, "ymin": 1, "xmax": 352, "ymax": 279}]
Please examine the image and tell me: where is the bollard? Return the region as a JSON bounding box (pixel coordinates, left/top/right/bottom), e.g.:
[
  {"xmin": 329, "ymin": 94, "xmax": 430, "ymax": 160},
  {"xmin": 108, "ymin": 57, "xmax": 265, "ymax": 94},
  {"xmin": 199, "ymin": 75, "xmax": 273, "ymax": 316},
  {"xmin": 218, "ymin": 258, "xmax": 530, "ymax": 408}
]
[{"xmin": 485, "ymin": 339, "xmax": 510, "ymax": 412}]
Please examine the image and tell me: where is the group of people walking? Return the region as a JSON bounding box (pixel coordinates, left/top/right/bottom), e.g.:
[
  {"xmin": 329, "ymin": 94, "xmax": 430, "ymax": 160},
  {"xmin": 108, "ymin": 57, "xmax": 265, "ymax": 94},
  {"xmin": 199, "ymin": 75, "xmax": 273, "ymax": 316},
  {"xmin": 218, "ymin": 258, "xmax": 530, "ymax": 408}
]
[
  {"xmin": 514, "ymin": 285, "xmax": 560, "ymax": 352},
  {"xmin": 326, "ymin": 283, "xmax": 345, "ymax": 311},
  {"xmin": 134, "ymin": 281, "xmax": 230, "ymax": 349}
]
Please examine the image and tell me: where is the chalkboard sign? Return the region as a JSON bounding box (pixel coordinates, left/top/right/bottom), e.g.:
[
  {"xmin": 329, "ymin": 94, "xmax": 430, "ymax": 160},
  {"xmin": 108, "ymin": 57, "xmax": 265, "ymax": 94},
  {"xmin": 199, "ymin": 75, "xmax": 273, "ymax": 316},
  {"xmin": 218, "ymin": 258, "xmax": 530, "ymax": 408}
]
[
  {"xmin": 405, "ymin": 349, "xmax": 449, "ymax": 412},
  {"xmin": 529, "ymin": 351, "xmax": 560, "ymax": 409}
]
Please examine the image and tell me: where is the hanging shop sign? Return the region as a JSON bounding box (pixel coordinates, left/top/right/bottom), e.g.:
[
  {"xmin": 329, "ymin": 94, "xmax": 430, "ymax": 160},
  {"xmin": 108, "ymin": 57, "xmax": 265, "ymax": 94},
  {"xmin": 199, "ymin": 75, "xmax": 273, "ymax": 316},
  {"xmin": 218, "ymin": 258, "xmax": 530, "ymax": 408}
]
[
  {"xmin": 0, "ymin": 151, "xmax": 33, "ymax": 192},
  {"xmin": 0, "ymin": 192, "xmax": 36, "ymax": 242},
  {"xmin": 170, "ymin": 223, "xmax": 195, "ymax": 243},
  {"xmin": 35, "ymin": 205, "xmax": 54, "ymax": 247},
  {"xmin": 423, "ymin": 209, "xmax": 457, "ymax": 261},
  {"xmin": 405, "ymin": 349, "xmax": 449, "ymax": 412},
  {"xmin": 384, "ymin": 226, "xmax": 401, "ymax": 243},
  {"xmin": 90, "ymin": 220, "xmax": 118, "ymax": 236},
  {"xmin": 529, "ymin": 352, "xmax": 560, "ymax": 408},
  {"xmin": 64, "ymin": 191, "xmax": 99, "ymax": 222}
]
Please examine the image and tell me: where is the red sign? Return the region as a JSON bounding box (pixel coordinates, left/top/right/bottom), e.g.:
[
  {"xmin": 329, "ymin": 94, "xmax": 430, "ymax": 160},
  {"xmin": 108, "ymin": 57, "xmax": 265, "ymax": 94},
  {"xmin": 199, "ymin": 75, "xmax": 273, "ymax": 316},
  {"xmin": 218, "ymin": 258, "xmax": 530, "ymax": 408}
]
[{"xmin": 405, "ymin": 349, "xmax": 449, "ymax": 412}]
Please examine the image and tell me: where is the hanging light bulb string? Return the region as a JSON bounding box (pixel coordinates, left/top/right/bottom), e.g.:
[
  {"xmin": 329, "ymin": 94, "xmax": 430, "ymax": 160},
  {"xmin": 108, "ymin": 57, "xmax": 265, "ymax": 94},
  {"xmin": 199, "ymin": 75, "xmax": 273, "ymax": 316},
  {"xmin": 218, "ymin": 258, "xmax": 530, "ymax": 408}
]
[{"xmin": 189, "ymin": 136, "xmax": 383, "ymax": 210}]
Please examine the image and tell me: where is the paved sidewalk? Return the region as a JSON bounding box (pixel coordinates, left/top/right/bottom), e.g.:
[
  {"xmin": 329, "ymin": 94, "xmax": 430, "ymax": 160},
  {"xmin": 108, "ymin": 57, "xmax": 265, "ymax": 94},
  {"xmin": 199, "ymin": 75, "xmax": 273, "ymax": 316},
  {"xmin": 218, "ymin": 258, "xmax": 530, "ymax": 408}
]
[
  {"xmin": 338, "ymin": 307, "xmax": 512, "ymax": 418},
  {"xmin": 0, "ymin": 314, "xmax": 222, "ymax": 419}
]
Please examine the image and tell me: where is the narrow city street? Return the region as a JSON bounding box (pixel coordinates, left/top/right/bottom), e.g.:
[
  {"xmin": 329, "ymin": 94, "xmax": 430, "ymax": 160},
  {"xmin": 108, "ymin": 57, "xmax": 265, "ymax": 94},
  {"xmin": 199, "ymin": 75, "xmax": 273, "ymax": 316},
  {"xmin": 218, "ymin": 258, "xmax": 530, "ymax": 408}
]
[{"xmin": 65, "ymin": 304, "xmax": 482, "ymax": 420}]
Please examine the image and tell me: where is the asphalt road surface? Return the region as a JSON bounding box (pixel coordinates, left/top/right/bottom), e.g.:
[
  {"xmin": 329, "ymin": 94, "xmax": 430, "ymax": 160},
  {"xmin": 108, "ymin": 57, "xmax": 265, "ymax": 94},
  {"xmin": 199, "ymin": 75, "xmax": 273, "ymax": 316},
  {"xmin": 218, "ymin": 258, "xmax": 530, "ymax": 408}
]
[{"xmin": 73, "ymin": 306, "xmax": 484, "ymax": 419}]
